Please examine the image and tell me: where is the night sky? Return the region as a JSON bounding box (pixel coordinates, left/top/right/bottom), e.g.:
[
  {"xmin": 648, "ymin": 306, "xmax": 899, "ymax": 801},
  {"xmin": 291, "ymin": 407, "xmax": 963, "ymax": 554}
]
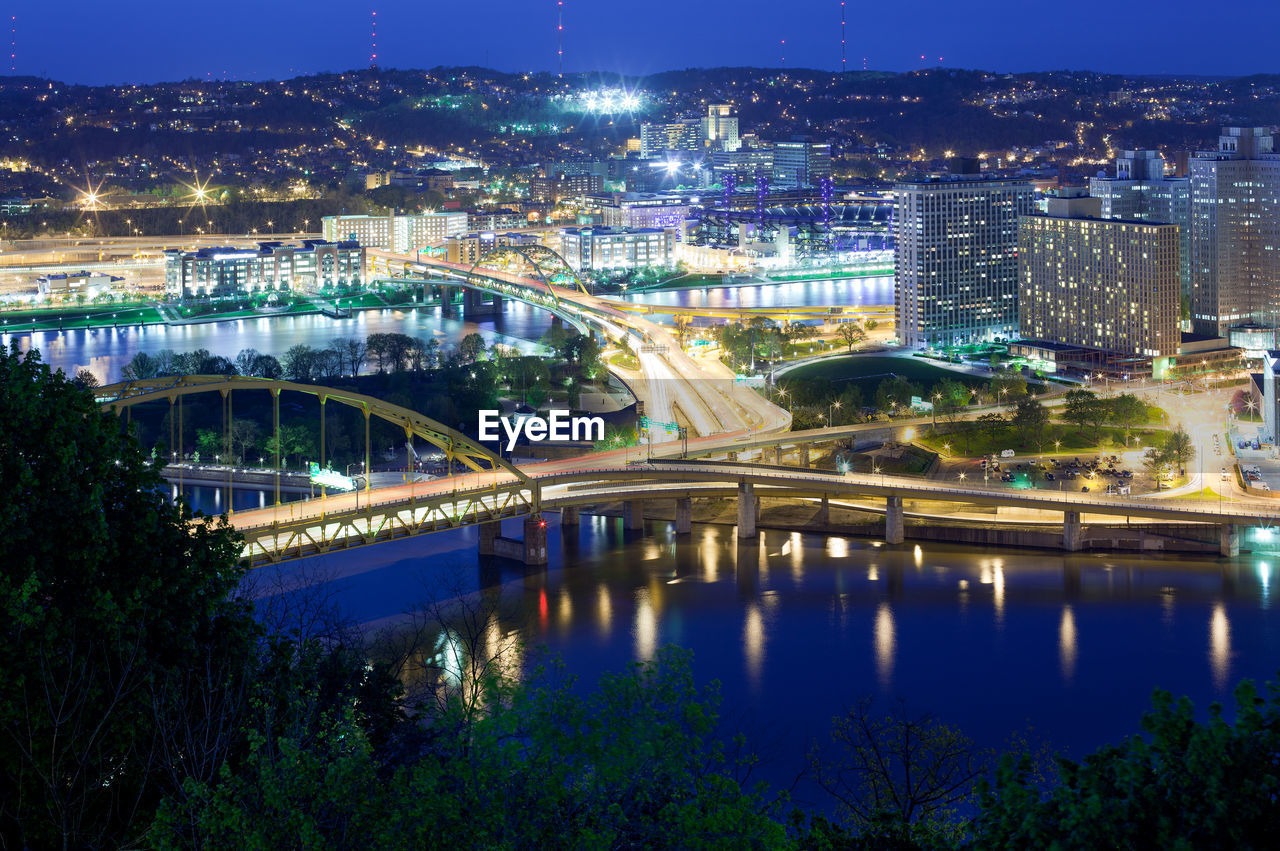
[{"xmin": 7, "ymin": 0, "xmax": 1280, "ymax": 84}]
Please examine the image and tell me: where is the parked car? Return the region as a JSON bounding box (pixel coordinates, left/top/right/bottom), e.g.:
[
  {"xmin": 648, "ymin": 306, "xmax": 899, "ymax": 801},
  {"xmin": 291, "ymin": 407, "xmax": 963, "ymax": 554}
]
[
  {"xmin": 1081, "ymin": 486, "xmax": 1091, "ymax": 493},
  {"xmin": 1045, "ymin": 472, "xmax": 1055, "ymax": 481}
]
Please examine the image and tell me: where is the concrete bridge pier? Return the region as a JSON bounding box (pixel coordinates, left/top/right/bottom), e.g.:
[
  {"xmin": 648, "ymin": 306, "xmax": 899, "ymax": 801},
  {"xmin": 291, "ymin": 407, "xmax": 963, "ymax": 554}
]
[
  {"xmin": 1063, "ymin": 511, "xmax": 1083, "ymax": 552},
  {"xmin": 624, "ymin": 500, "xmax": 644, "ymax": 532},
  {"xmin": 800, "ymin": 446, "xmax": 810, "ymax": 468},
  {"xmin": 675, "ymin": 497, "xmax": 692, "ymax": 535},
  {"xmin": 774, "ymin": 445, "xmax": 784, "ymax": 466},
  {"xmin": 561, "ymin": 506, "xmax": 580, "ymax": 526},
  {"xmin": 1220, "ymin": 524, "xmax": 1240, "ymax": 558},
  {"xmin": 885, "ymin": 496, "xmax": 904, "ymax": 545},
  {"xmin": 478, "ymin": 517, "xmax": 547, "ymax": 565},
  {"xmin": 478, "ymin": 520, "xmax": 500, "ymax": 556},
  {"xmin": 817, "ymin": 494, "xmax": 830, "ymax": 526},
  {"xmin": 439, "ymin": 285, "xmax": 458, "ymax": 317},
  {"xmin": 463, "ymin": 288, "xmax": 502, "ymax": 317},
  {"xmin": 522, "ymin": 516, "xmax": 548, "ymax": 565},
  {"xmin": 737, "ymin": 481, "xmax": 759, "ymax": 539}
]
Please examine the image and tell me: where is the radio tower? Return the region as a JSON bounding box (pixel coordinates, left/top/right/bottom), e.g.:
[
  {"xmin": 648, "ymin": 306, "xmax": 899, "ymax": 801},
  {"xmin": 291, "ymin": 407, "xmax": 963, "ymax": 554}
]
[
  {"xmin": 557, "ymin": 2, "xmax": 564, "ymax": 78},
  {"xmin": 840, "ymin": 2, "xmax": 847, "ymax": 73},
  {"xmin": 369, "ymin": 10, "xmax": 377, "ymax": 70},
  {"xmin": 9, "ymin": 16, "xmax": 15, "ymax": 74}
]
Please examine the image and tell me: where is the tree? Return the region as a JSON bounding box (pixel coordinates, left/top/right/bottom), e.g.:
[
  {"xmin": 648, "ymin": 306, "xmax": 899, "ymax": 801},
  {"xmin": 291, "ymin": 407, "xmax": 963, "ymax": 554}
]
[
  {"xmin": 234, "ymin": 348, "xmax": 261, "ymax": 377},
  {"xmin": 1108, "ymin": 393, "xmax": 1147, "ymax": 436},
  {"xmin": 459, "ymin": 332, "xmax": 485, "ymax": 364},
  {"xmin": 249, "ymin": 353, "xmax": 283, "ymax": 380},
  {"xmin": 230, "ymin": 418, "xmax": 262, "ymax": 464},
  {"xmin": 977, "ymin": 413, "xmax": 1007, "ymax": 451},
  {"xmin": 340, "ymin": 337, "xmax": 367, "ymax": 376},
  {"xmin": 0, "ymin": 345, "xmax": 256, "ymax": 848},
  {"xmin": 1142, "ymin": 445, "xmax": 1173, "ymax": 488},
  {"xmin": 932, "ymin": 378, "xmax": 971, "ymax": 431},
  {"xmin": 975, "ymin": 678, "xmax": 1280, "ymax": 849},
  {"xmin": 282, "ymin": 344, "xmax": 318, "ymax": 382},
  {"xmin": 72, "ymin": 367, "xmax": 99, "ymax": 389},
  {"xmin": 121, "ymin": 350, "xmax": 160, "ymax": 381},
  {"xmin": 837, "ymin": 320, "xmax": 867, "ymax": 352},
  {"xmin": 810, "ymin": 697, "xmax": 989, "ymax": 845},
  {"xmin": 1062, "ymin": 389, "xmax": 1098, "ymax": 435},
  {"xmin": 875, "ymin": 377, "xmax": 917, "ymax": 417},
  {"xmin": 1012, "ymin": 397, "xmax": 1049, "ymax": 449},
  {"xmin": 1164, "ymin": 426, "xmax": 1195, "ymax": 476},
  {"xmin": 864, "ymin": 318, "xmax": 879, "ymax": 331}
]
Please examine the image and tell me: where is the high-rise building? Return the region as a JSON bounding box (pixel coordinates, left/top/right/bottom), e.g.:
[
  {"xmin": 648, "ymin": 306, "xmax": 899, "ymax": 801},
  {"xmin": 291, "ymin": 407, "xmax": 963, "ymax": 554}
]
[
  {"xmin": 771, "ymin": 140, "xmax": 832, "ymax": 189},
  {"xmin": 529, "ymin": 173, "xmax": 604, "ymax": 204},
  {"xmin": 1088, "ymin": 150, "xmax": 1191, "ymax": 297},
  {"xmin": 164, "ymin": 240, "xmax": 364, "ymax": 298},
  {"xmin": 1188, "ymin": 127, "xmax": 1280, "ymax": 337},
  {"xmin": 894, "ymin": 175, "xmax": 1034, "ymax": 347},
  {"xmin": 701, "ymin": 104, "xmax": 740, "ymax": 152},
  {"xmin": 322, "ymin": 212, "xmax": 468, "ymax": 253},
  {"xmin": 1019, "ymin": 192, "xmax": 1180, "ymax": 361},
  {"xmin": 557, "ymin": 227, "xmax": 675, "ymax": 271},
  {"xmin": 639, "ymin": 120, "xmax": 702, "ymax": 158}
]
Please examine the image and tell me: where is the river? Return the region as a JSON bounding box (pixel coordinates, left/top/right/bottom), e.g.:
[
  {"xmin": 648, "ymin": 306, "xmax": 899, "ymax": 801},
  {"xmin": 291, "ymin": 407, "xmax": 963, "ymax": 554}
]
[
  {"xmin": 4, "ymin": 276, "xmax": 895, "ymax": 382},
  {"xmin": 240, "ymin": 509, "xmax": 1280, "ymax": 810},
  {"xmin": 619, "ymin": 274, "xmax": 894, "ymax": 311},
  {"xmin": 2, "ymin": 301, "xmax": 557, "ymax": 384}
]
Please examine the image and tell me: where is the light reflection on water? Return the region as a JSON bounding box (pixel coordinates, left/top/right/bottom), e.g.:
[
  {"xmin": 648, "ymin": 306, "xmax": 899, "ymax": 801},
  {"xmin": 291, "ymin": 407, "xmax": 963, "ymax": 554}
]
[
  {"xmin": 5, "ymin": 301, "xmax": 555, "ymax": 384},
  {"xmin": 252, "ymin": 504, "xmax": 1280, "ymax": 803}
]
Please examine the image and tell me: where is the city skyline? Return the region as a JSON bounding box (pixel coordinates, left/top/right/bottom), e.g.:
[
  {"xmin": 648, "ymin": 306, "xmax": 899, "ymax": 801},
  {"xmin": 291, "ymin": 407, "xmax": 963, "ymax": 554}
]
[{"xmin": 6, "ymin": 0, "xmax": 1280, "ymax": 84}]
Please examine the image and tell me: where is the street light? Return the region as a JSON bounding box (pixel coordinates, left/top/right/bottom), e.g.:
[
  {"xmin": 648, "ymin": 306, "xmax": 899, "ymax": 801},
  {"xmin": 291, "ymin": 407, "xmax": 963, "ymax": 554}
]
[{"xmin": 829, "ymin": 400, "xmax": 842, "ymax": 425}]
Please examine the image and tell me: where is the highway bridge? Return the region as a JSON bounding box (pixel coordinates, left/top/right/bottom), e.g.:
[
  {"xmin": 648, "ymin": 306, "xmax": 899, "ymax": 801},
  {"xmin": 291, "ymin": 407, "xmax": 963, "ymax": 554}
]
[
  {"xmin": 226, "ymin": 459, "xmax": 1277, "ymax": 567},
  {"xmin": 98, "ymin": 373, "xmax": 1257, "ymax": 567},
  {"xmin": 366, "ymin": 249, "xmax": 794, "ymax": 444}
]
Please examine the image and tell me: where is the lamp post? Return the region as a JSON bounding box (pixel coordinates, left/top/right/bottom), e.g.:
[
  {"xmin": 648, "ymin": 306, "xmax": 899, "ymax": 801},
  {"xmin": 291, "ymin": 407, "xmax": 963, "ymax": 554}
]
[
  {"xmin": 829, "ymin": 400, "xmax": 842, "ymax": 426},
  {"xmin": 346, "ymin": 461, "xmax": 365, "ymax": 508}
]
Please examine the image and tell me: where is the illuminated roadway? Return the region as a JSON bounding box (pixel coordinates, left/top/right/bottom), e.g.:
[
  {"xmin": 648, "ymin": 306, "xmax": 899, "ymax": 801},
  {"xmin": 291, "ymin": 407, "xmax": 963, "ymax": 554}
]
[
  {"xmin": 372, "ymin": 251, "xmax": 794, "ymax": 443},
  {"xmin": 228, "ymin": 459, "xmax": 1280, "ymax": 565}
]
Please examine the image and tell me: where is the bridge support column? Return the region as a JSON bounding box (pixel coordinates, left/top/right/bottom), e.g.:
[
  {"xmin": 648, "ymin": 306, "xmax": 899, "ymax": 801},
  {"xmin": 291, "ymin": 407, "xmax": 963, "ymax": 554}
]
[
  {"xmin": 1220, "ymin": 524, "xmax": 1240, "ymax": 558},
  {"xmin": 727, "ymin": 451, "xmax": 739, "ymax": 462},
  {"xmin": 774, "ymin": 445, "xmax": 784, "ymax": 466},
  {"xmin": 737, "ymin": 482, "xmax": 759, "ymax": 539},
  {"xmin": 478, "ymin": 521, "xmax": 500, "ymax": 556},
  {"xmin": 800, "ymin": 445, "xmax": 810, "ymax": 468},
  {"xmin": 818, "ymin": 494, "xmax": 830, "ymax": 526},
  {"xmin": 675, "ymin": 497, "xmax": 692, "ymax": 535},
  {"xmin": 885, "ymin": 496, "xmax": 904, "ymax": 545},
  {"xmin": 440, "ymin": 285, "xmax": 457, "ymax": 317},
  {"xmin": 561, "ymin": 506, "xmax": 580, "ymax": 526},
  {"xmin": 523, "ymin": 516, "xmax": 548, "ymax": 566},
  {"xmin": 1063, "ymin": 511, "xmax": 1083, "ymax": 552},
  {"xmin": 463, "ymin": 288, "xmax": 502, "ymax": 317},
  {"xmin": 624, "ymin": 500, "xmax": 644, "ymax": 531}
]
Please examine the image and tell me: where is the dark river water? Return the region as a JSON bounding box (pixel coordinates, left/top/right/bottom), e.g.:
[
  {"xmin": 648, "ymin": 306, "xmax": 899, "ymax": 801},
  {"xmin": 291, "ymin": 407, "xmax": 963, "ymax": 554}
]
[
  {"xmin": 78, "ymin": 276, "xmax": 1279, "ymax": 810},
  {"xmin": 3, "ymin": 301, "xmax": 556, "ymax": 384},
  {"xmin": 619, "ymin": 275, "xmax": 894, "ymax": 311},
  {"xmin": 238, "ymin": 507, "xmax": 1280, "ymax": 810}
]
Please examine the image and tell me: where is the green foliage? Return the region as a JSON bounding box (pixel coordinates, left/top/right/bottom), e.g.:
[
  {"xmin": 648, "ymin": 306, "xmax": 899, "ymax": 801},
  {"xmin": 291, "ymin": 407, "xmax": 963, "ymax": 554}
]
[
  {"xmin": 1011, "ymin": 397, "xmax": 1049, "ymax": 449},
  {"xmin": 154, "ymin": 647, "xmax": 789, "ymax": 850},
  {"xmin": 0, "ymin": 345, "xmax": 255, "ymax": 848},
  {"xmin": 1108, "ymin": 393, "xmax": 1148, "ymax": 435},
  {"xmin": 974, "ymin": 679, "xmax": 1280, "ymax": 849}
]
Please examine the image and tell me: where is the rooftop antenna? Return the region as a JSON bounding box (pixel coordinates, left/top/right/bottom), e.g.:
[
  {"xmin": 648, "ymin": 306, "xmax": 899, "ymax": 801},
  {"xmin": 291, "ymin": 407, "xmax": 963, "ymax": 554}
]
[
  {"xmin": 840, "ymin": 2, "xmax": 846, "ymax": 73},
  {"xmin": 370, "ymin": 10, "xmax": 377, "ymax": 70},
  {"xmin": 557, "ymin": 2, "xmax": 564, "ymax": 78}
]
